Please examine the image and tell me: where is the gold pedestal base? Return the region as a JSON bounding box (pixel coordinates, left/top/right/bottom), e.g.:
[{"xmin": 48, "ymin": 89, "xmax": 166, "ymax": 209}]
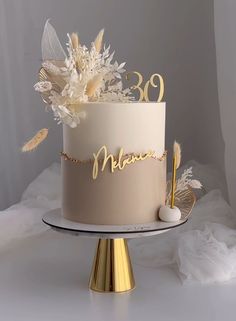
[{"xmin": 89, "ymin": 238, "xmax": 135, "ymax": 293}]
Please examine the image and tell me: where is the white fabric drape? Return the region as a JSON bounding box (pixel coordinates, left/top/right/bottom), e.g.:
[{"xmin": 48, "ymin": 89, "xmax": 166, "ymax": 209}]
[
  {"xmin": 214, "ymin": 0, "xmax": 236, "ymax": 212},
  {"xmin": 2, "ymin": 161, "xmax": 236, "ymax": 284}
]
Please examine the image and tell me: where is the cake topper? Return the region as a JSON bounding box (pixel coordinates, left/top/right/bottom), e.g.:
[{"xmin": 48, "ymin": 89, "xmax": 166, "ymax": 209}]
[{"xmin": 126, "ymin": 72, "xmax": 164, "ymax": 102}]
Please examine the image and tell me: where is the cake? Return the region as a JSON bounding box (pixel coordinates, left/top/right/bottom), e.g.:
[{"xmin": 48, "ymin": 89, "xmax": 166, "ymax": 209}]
[
  {"xmin": 24, "ymin": 21, "xmax": 167, "ymax": 226},
  {"xmin": 62, "ymin": 102, "xmax": 166, "ymax": 225}
]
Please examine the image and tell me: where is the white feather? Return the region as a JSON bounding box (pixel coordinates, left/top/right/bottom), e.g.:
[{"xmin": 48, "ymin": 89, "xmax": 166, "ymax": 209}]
[{"xmin": 41, "ymin": 20, "xmax": 66, "ymax": 61}]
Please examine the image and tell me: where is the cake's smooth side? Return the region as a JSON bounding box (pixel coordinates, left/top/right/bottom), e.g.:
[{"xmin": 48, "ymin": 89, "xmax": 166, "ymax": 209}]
[
  {"xmin": 62, "ymin": 157, "xmax": 166, "ymax": 225},
  {"xmin": 62, "ymin": 102, "xmax": 166, "ymax": 225},
  {"xmin": 63, "ymin": 102, "xmax": 166, "ymax": 159}
]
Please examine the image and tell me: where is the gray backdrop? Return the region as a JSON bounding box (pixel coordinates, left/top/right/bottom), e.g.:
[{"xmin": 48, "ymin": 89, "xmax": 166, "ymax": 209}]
[{"xmin": 0, "ymin": 0, "xmax": 225, "ymax": 210}]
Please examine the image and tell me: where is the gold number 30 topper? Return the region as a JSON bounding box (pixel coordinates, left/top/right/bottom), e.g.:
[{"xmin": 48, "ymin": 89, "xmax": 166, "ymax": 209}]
[{"xmin": 126, "ymin": 72, "xmax": 164, "ymax": 102}]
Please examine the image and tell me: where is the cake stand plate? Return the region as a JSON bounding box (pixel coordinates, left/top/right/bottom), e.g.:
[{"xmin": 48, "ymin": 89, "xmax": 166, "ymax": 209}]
[
  {"xmin": 43, "ymin": 210, "xmax": 188, "ymax": 293},
  {"xmin": 43, "ymin": 208, "xmax": 187, "ymax": 239},
  {"xmin": 43, "ymin": 187, "xmax": 195, "ymax": 293}
]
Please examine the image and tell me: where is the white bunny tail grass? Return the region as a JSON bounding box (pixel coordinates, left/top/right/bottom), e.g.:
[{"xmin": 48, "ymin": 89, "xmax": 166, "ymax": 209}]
[
  {"xmin": 70, "ymin": 32, "xmax": 80, "ymax": 50},
  {"xmin": 86, "ymin": 74, "xmax": 103, "ymax": 97},
  {"xmin": 22, "ymin": 128, "xmax": 48, "ymax": 152}
]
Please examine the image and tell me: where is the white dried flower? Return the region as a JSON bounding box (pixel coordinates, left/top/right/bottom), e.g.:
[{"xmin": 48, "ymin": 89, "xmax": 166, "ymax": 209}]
[
  {"xmin": 49, "ymin": 91, "xmax": 66, "ymax": 106},
  {"xmin": 52, "ymin": 105, "xmax": 87, "ymax": 128},
  {"xmin": 189, "ymin": 179, "xmax": 202, "ymax": 189},
  {"xmin": 42, "ymin": 61, "xmax": 69, "ymax": 77},
  {"xmin": 166, "ymin": 167, "xmax": 203, "ymax": 202},
  {"xmin": 36, "ymin": 25, "xmax": 134, "ymax": 127},
  {"xmin": 42, "ymin": 61, "xmax": 61, "ymax": 75},
  {"xmin": 34, "ymin": 81, "xmax": 52, "ymax": 92},
  {"xmin": 175, "ymin": 168, "xmax": 202, "ymax": 192}
]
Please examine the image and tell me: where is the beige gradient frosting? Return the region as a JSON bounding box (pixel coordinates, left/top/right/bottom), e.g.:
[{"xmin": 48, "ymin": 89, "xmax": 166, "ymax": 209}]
[
  {"xmin": 63, "ymin": 102, "xmax": 166, "ymax": 160},
  {"xmin": 62, "ymin": 102, "xmax": 166, "ymax": 225},
  {"xmin": 62, "ymin": 157, "xmax": 166, "ymax": 225}
]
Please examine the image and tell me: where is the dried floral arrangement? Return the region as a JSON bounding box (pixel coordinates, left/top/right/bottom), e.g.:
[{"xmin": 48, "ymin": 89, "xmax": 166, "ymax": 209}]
[
  {"xmin": 166, "ymin": 166, "xmax": 202, "ymax": 203},
  {"xmin": 22, "ymin": 20, "xmax": 134, "ymax": 151},
  {"xmin": 175, "ymin": 167, "xmax": 202, "ymax": 191},
  {"xmin": 166, "ymin": 141, "xmax": 202, "ymax": 204}
]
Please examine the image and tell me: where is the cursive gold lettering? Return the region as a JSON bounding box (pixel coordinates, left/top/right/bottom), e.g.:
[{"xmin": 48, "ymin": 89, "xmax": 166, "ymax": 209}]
[
  {"xmin": 92, "ymin": 145, "xmax": 156, "ymax": 180},
  {"xmin": 93, "ymin": 145, "xmax": 115, "ymax": 179}
]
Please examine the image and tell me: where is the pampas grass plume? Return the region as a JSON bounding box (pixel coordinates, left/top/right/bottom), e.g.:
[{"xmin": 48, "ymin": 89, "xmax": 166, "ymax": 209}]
[
  {"xmin": 22, "ymin": 128, "xmax": 48, "ymax": 152},
  {"xmin": 94, "ymin": 29, "xmax": 104, "ymax": 52},
  {"xmin": 86, "ymin": 74, "xmax": 103, "ymax": 97},
  {"xmin": 174, "ymin": 141, "xmax": 181, "ymax": 169},
  {"xmin": 71, "ymin": 32, "xmax": 80, "ymax": 50}
]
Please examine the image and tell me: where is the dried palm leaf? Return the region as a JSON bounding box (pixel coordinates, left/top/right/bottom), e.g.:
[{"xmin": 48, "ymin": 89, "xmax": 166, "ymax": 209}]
[{"xmin": 39, "ymin": 65, "xmax": 66, "ymax": 89}]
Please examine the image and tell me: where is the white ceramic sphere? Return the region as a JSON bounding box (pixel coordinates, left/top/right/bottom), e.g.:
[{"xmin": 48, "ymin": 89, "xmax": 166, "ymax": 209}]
[{"xmin": 159, "ymin": 205, "xmax": 181, "ymax": 222}]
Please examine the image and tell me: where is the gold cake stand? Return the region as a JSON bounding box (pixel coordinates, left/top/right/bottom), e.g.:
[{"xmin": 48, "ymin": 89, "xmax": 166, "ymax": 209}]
[{"xmin": 43, "ymin": 187, "xmax": 195, "ymax": 293}]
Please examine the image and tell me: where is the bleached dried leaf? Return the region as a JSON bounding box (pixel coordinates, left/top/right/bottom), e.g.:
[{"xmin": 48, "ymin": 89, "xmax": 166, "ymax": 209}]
[
  {"xmin": 189, "ymin": 179, "xmax": 202, "ymax": 189},
  {"xmin": 41, "ymin": 20, "xmax": 66, "ymax": 61},
  {"xmin": 34, "ymin": 81, "xmax": 52, "ymax": 92},
  {"xmin": 118, "ymin": 62, "xmax": 126, "ymax": 69},
  {"xmin": 42, "ymin": 61, "xmax": 61, "ymax": 75},
  {"xmin": 22, "ymin": 128, "xmax": 48, "ymax": 152},
  {"xmin": 94, "ymin": 29, "xmax": 104, "ymax": 53}
]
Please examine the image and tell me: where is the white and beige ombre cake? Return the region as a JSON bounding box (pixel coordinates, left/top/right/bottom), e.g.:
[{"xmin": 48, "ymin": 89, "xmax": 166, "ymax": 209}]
[
  {"xmin": 62, "ymin": 102, "xmax": 166, "ymax": 225},
  {"xmin": 27, "ymin": 20, "xmax": 166, "ymax": 225},
  {"xmin": 28, "ymin": 22, "xmax": 167, "ymax": 225}
]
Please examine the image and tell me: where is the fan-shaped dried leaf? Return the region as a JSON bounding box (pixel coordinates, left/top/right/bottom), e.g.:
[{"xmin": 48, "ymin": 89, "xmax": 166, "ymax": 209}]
[
  {"xmin": 39, "ymin": 67, "xmax": 65, "ymax": 91},
  {"xmin": 38, "ymin": 68, "xmax": 63, "ymax": 104},
  {"xmin": 22, "ymin": 128, "xmax": 48, "ymax": 152}
]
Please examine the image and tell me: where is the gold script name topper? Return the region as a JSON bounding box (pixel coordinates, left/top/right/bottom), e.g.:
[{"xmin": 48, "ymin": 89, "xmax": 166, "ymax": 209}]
[
  {"xmin": 126, "ymin": 72, "xmax": 164, "ymax": 102},
  {"xmin": 92, "ymin": 145, "xmax": 155, "ymax": 180}
]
